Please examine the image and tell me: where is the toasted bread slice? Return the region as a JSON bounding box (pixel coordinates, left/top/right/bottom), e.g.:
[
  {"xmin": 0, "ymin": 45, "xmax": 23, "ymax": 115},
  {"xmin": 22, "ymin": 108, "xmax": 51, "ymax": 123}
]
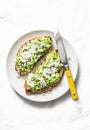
[
  {"xmin": 24, "ymin": 50, "xmax": 64, "ymax": 94},
  {"xmin": 15, "ymin": 36, "xmax": 52, "ymax": 75}
]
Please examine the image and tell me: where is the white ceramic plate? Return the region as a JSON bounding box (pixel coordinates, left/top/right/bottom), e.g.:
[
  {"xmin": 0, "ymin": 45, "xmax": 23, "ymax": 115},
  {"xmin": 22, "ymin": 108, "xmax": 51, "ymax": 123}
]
[{"xmin": 6, "ymin": 30, "xmax": 78, "ymax": 102}]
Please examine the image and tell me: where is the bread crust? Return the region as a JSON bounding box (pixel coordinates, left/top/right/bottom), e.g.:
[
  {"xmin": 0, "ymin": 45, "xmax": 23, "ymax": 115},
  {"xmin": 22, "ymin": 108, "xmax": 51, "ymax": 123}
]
[
  {"xmin": 15, "ymin": 36, "xmax": 53, "ymax": 76},
  {"xmin": 24, "ymin": 50, "xmax": 64, "ymax": 95}
]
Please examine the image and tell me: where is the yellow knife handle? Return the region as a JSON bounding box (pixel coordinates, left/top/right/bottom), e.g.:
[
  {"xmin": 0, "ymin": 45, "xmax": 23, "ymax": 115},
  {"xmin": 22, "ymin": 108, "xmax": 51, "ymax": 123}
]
[{"xmin": 65, "ymin": 69, "xmax": 78, "ymax": 100}]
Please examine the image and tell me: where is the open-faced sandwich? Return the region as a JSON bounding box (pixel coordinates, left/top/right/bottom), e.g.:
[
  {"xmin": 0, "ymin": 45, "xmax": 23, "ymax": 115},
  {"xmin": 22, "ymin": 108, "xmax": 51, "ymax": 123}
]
[
  {"xmin": 24, "ymin": 50, "xmax": 64, "ymax": 94},
  {"xmin": 15, "ymin": 36, "xmax": 52, "ymax": 75}
]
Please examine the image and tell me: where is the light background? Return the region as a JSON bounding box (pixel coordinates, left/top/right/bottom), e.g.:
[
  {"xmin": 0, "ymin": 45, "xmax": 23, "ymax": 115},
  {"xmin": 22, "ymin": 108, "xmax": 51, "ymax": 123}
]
[{"xmin": 0, "ymin": 0, "xmax": 89, "ymax": 130}]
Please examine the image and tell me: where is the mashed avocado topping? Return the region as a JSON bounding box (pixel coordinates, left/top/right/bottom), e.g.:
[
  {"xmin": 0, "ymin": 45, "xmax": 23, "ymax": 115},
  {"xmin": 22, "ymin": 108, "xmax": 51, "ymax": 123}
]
[
  {"xmin": 16, "ymin": 37, "xmax": 52, "ymax": 73},
  {"xmin": 26, "ymin": 51, "xmax": 63, "ymax": 92}
]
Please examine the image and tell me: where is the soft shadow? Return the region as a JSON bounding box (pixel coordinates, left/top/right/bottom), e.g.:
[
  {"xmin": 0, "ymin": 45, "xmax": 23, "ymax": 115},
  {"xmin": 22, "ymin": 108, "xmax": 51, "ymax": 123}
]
[
  {"xmin": 74, "ymin": 61, "xmax": 82, "ymax": 112},
  {"xmin": 75, "ymin": 60, "xmax": 80, "ymax": 92},
  {"xmin": 14, "ymin": 88, "xmax": 70, "ymax": 108}
]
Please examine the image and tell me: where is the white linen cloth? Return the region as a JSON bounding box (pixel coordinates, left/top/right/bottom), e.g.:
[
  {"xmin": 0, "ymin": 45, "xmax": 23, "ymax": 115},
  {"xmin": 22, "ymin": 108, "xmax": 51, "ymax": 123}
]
[{"xmin": 0, "ymin": 0, "xmax": 89, "ymax": 130}]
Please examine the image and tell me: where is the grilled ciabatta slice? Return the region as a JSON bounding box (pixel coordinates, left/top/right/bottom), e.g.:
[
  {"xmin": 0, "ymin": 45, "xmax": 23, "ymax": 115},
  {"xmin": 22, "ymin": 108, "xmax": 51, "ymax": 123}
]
[
  {"xmin": 15, "ymin": 36, "xmax": 52, "ymax": 75},
  {"xmin": 24, "ymin": 50, "xmax": 64, "ymax": 94}
]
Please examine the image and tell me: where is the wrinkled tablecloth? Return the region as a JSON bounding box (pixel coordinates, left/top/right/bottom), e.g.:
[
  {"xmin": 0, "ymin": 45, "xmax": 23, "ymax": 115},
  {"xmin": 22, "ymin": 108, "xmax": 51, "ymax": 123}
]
[{"xmin": 0, "ymin": 0, "xmax": 89, "ymax": 130}]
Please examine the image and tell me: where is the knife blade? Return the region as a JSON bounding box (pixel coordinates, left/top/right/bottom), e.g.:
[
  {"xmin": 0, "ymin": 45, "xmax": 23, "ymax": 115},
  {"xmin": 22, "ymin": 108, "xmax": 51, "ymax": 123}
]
[{"xmin": 54, "ymin": 29, "xmax": 78, "ymax": 101}]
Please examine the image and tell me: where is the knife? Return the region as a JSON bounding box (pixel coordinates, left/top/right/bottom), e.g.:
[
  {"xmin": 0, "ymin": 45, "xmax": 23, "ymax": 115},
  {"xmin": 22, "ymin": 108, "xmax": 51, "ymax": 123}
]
[{"xmin": 54, "ymin": 29, "xmax": 78, "ymax": 100}]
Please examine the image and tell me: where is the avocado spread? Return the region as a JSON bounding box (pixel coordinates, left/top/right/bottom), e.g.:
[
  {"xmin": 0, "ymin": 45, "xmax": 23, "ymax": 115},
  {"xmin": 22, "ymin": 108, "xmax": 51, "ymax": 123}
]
[
  {"xmin": 16, "ymin": 37, "xmax": 52, "ymax": 73},
  {"xmin": 26, "ymin": 51, "xmax": 63, "ymax": 92}
]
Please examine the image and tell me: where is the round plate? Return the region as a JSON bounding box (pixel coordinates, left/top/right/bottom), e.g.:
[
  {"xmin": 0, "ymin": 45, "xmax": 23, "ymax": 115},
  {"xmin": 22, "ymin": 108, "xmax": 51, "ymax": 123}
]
[{"xmin": 6, "ymin": 30, "xmax": 78, "ymax": 102}]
